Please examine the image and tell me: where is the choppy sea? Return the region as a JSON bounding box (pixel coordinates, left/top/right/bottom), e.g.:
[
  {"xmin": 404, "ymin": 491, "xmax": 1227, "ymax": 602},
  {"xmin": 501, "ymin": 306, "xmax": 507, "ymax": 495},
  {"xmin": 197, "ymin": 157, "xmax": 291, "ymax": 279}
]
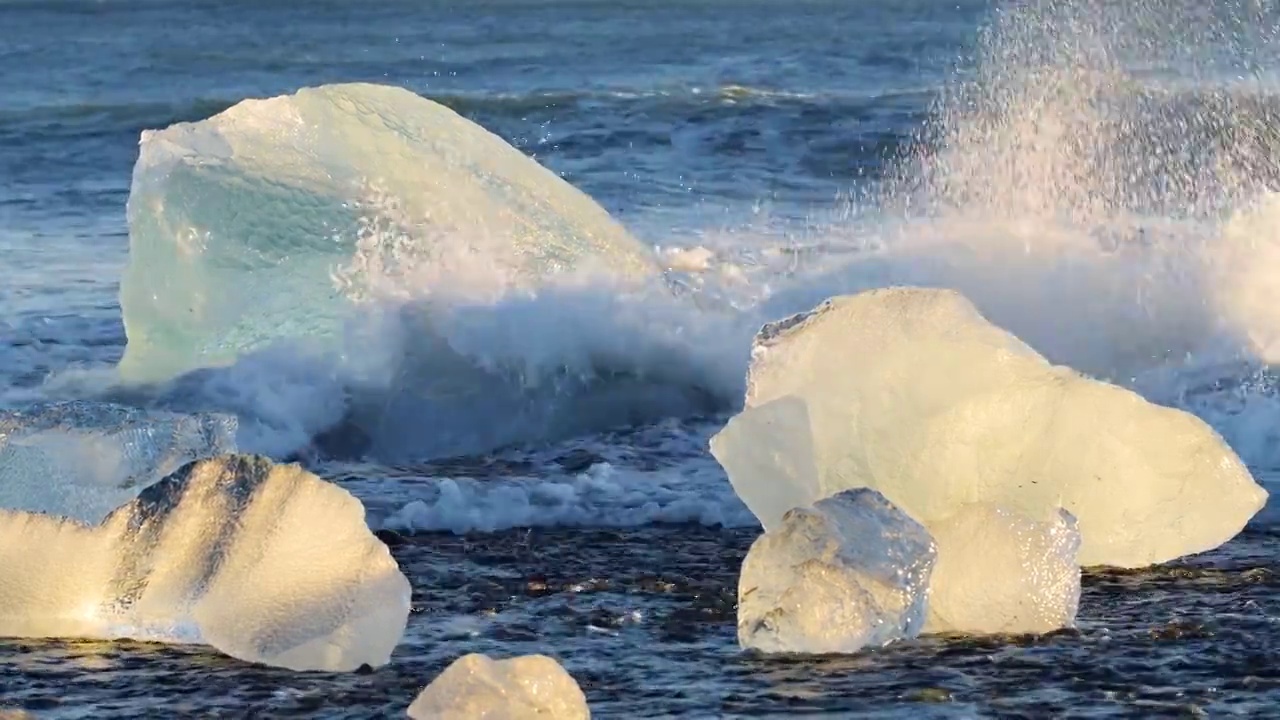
[{"xmin": 6, "ymin": 0, "xmax": 1280, "ymax": 716}]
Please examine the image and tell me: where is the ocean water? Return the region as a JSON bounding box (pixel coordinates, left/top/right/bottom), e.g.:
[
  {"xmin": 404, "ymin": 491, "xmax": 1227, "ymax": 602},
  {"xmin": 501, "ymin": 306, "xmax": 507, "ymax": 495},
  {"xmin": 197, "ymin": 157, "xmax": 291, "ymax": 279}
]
[{"xmin": 6, "ymin": 0, "xmax": 1280, "ymax": 716}]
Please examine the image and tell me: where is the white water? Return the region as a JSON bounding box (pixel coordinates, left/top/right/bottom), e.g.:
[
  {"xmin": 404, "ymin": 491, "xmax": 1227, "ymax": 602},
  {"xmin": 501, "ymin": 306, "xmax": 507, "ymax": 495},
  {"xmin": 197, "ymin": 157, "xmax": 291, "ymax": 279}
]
[{"xmin": 17, "ymin": 0, "xmax": 1280, "ymax": 534}]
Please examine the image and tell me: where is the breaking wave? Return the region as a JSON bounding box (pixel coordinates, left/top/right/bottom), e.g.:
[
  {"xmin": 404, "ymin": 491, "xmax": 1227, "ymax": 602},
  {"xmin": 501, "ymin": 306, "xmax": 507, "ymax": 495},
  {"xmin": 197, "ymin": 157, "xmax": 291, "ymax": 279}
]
[{"xmin": 26, "ymin": 0, "xmax": 1280, "ymax": 475}]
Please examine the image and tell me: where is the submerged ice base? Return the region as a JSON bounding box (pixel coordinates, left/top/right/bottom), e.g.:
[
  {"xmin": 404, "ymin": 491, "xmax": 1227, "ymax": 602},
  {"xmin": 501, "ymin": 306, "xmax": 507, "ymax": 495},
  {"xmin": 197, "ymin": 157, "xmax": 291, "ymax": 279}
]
[
  {"xmin": 0, "ymin": 401, "xmax": 236, "ymax": 523},
  {"xmin": 712, "ymin": 287, "xmax": 1267, "ymax": 568},
  {"xmin": 407, "ymin": 653, "xmax": 591, "ymax": 720},
  {"xmin": 120, "ymin": 82, "xmax": 658, "ymax": 382},
  {"xmin": 0, "ymin": 455, "xmax": 410, "ymax": 672},
  {"xmin": 736, "ymin": 488, "xmax": 936, "ymax": 655}
]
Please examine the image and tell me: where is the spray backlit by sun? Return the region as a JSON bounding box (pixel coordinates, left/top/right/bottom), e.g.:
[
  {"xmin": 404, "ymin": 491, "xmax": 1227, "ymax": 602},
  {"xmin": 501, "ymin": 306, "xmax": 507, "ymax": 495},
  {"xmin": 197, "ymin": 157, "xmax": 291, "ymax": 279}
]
[{"xmin": 837, "ymin": 0, "xmax": 1280, "ymax": 382}]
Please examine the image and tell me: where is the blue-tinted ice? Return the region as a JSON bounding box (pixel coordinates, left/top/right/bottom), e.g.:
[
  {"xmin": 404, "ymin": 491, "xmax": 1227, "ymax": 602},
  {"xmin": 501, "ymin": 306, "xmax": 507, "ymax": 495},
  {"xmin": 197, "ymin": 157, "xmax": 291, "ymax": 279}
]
[
  {"xmin": 120, "ymin": 82, "xmax": 658, "ymax": 383},
  {"xmin": 0, "ymin": 401, "xmax": 236, "ymax": 522}
]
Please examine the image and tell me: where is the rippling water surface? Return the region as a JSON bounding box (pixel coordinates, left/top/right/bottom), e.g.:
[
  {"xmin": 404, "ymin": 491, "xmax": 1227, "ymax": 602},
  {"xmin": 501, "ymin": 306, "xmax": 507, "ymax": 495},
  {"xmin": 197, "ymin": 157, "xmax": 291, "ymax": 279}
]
[
  {"xmin": 6, "ymin": 0, "xmax": 1280, "ymax": 716},
  {"xmin": 7, "ymin": 517, "xmax": 1280, "ymax": 717}
]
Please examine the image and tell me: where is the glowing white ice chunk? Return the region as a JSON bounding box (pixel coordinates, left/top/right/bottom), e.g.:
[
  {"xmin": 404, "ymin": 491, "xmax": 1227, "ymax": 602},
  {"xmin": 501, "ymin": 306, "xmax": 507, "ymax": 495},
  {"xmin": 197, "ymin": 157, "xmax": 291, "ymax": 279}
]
[
  {"xmin": 925, "ymin": 504, "xmax": 1081, "ymax": 635},
  {"xmin": 736, "ymin": 488, "xmax": 936, "ymax": 654},
  {"xmin": 407, "ymin": 653, "xmax": 590, "ymax": 720},
  {"xmin": 0, "ymin": 455, "xmax": 410, "ymax": 672},
  {"xmin": 712, "ymin": 287, "xmax": 1266, "ymax": 567}
]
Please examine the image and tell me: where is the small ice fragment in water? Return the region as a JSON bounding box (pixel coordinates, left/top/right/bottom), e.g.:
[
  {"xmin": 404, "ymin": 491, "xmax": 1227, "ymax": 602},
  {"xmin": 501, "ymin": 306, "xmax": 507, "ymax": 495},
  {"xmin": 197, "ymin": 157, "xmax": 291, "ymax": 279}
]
[
  {"xmin": 736, "ymin": 488, "xmax": 936, "ymax": 655},
  {"xmin": 0, "ymin": 454, "xmax": 410, "ymax": 672},
  {"xmin": 925, "ymin": 504, "xmax": 1082, "ymax": 635},
  {"xmin": 713, "ymin": 287, "xmax": 1267, "ymax": 567},
  {"xmin": 406, "ymin": 653, "xmax": 590, "ymax": 720},
  {"xmin": 0, "ymin": 401, "xmax": 237, "ymax": 523}
]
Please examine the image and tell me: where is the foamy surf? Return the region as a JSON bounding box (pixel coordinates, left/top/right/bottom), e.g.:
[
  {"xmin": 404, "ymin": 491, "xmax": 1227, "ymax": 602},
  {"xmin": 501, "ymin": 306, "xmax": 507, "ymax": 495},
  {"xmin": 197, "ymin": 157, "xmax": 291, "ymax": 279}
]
[
  {"xmin": 14, "ymin": 0, "xmax": 1280, "ymax": 715},
  {"xmin": 14, "ymin": 0, "xmax": 1280, "ymax": 498}
]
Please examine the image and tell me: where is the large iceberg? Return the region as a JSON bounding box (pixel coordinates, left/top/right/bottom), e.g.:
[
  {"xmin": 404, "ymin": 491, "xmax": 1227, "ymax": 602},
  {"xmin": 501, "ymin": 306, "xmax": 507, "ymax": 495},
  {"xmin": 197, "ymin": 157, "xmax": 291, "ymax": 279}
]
[
  {"xmin": 0, "ymin": 401, "xmax": 237, "ymax": 523},
  {"xmin": 925, "ymin": 504, "xmax": 1081, "ymax": 635},
  {"xmin": 407, "ymin": 653, "xmax": 591, "ymax": 720},
  {"xmin": 0, "ymin": 454, "xmax": 410, "ymax": 672},
  {"xmin": 711, "ymin": 287, "xmax": 1267, "ymax": 567},
  {"xmin": 120, "ymin": 82, "xmax": 659, "ymax": 382},
  {"xmin": 736, "ymin": 488, "xmax": 936, "ymax": 654}
]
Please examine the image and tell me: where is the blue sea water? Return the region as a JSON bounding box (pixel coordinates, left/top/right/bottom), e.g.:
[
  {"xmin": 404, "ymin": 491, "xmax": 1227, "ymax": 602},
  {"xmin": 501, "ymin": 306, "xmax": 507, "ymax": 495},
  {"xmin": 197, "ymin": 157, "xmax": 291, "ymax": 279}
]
[{"xmin": 6, "ymin": 0, "xmax": 1280, "ymax": 716}]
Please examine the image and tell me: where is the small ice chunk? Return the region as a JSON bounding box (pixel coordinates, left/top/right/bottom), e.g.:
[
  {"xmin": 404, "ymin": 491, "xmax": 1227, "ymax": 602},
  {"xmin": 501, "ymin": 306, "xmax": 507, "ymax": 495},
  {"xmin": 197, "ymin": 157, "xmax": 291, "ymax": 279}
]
[
  {"xmin": 0, "ymin": 454, "xmax": 410, "ymax": 672},
  {"xmin": 0, "ymin": 401, "xmax": 237, "ymax": 522},
  {"xmin": 737, "ymin": 488, "xmax": 936, "ymax": 654},
  {"xmin": 714, "ymin": 288, "xmax": 1267, "ymax": 567},
  {"xmin": 407, "ymin": 653, "xmax": 590, "ymax": 720},
  {"xmin": 925, "ymin": 504, "xmax": 1081, "ymax": 635}
]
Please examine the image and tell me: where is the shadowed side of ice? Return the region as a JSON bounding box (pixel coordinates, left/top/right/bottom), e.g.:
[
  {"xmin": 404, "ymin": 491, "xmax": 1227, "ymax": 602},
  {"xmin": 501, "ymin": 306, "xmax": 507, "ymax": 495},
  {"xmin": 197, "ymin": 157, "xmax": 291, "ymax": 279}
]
[
  {"xmin": 712, "ymin": 287, "xmax": 1267, "ymax": 568},
  {"xmin": 0, "ymin": 455, "xmax": 411, "ymax": 672},
  {"xmin": 0, "ymin": 401, "xmax": 237, "ymax": 523},
  {"xmin": 736, "ymin": 488, "xmax": 936, "ymax": 654},
  {"xmin": 119, "ymin": 82, "xmax": 659, "ymax": 383},
  {"xmin": 407, "ymin": 653, "xmax": 591, "ymax": 720}
]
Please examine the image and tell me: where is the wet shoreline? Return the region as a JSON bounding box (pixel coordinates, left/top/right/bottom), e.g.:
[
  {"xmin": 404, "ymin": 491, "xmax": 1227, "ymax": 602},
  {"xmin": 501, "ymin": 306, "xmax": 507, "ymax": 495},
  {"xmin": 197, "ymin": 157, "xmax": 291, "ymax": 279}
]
[{"xmin": 4, "ymin": 525, "xmax": 1278, "ymax": 718}]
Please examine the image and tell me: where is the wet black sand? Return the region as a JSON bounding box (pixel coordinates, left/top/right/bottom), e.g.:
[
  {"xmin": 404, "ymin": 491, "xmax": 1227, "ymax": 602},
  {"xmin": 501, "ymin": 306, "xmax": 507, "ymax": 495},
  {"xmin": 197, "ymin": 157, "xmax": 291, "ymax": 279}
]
[{"xmin": 4, "ymin": 524, "xmax": 1279, "ymax": 718}]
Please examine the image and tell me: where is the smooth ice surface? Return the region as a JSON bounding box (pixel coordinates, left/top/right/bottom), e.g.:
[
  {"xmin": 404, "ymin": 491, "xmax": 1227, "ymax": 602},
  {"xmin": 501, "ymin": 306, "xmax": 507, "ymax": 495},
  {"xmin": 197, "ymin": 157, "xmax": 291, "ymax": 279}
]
[
  {"xmin": 714, "ymin": 287, "xmax": 1267, "ymax": 568},
  {"xmin": 0, "ymin": 454, "xmax": 411, "ymax": 672},
  {"xmin": 925, "ymin": 504, "xmax": 1081, "ymax": 635},
  {"xmin": 708, "ymin": 395, "xmax": 820, "ymax": 530},
  {"xmin": 0, "ymin": 401, "xmax": 237, "ymax": 523},
  {"xmin": 736, "ymin": 488, "xmax": 936, "ymax": 655},
  {"xmin": 120, "ymin": 82, "xmax": 658, "ymax": 382},
  {"xmin": 406, "ymin": 653, "xmax": 591, "ymax": 720}
]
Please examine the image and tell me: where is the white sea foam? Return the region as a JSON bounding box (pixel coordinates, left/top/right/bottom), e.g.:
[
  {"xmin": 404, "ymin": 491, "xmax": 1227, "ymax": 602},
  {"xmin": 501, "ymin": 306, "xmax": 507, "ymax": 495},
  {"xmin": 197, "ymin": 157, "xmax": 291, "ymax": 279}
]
[
  {"xmin": 16, "ymin": 0, "xmax": 1280, "ymax": 540},
  {"xmin": 372, "ymin": 454, "xmax": 755, "ymax": 535}
]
